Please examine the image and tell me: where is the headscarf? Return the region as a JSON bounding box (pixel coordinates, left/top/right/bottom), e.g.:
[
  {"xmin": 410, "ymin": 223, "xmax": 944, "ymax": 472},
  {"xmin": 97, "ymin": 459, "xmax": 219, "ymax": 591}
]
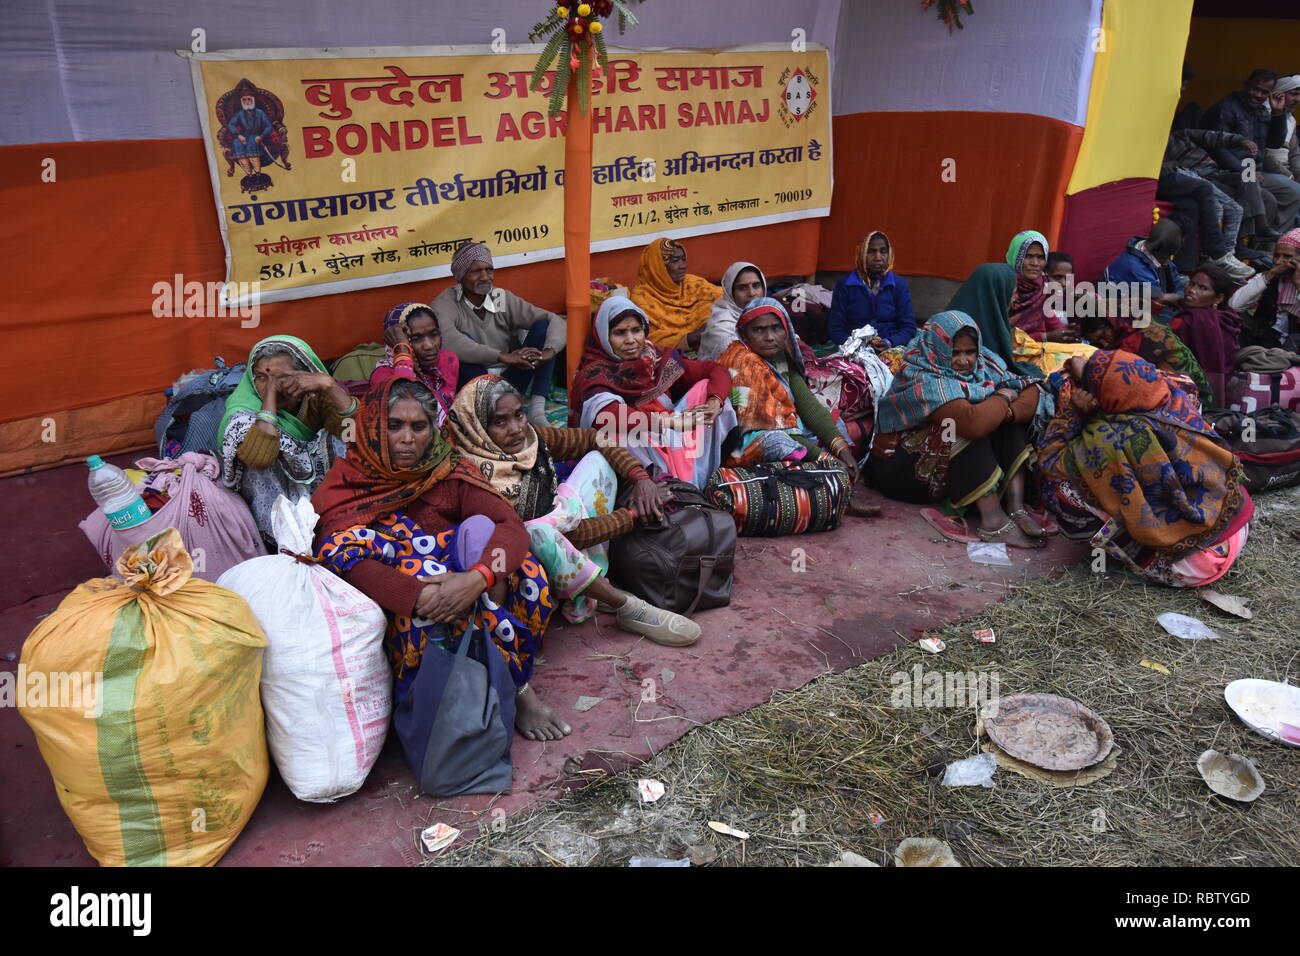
[
  {"xmin": 312, "ymin": 374, "xmax": 489, "ymax": 537},
  {"xmin": 699, "ymin": 261, "xmax": 768, "ymax": 361},
  {"xmin": 948, "ymin": 263, "xmax": 1045, "ymax": 379},
  {"xmin": 219, "ymin": 334, "xmax": 330, "ymax": 446},
  {"xmin": 1005, "ymin": 230, "xmax": 1051, "ymax": 335},
  {"xmin": 718, "ymin": 298, "xmax": 806, "ymax": 437},
  {"xmin": 1088, "ymin": 314, "xmax": 1213, "ymax": 400},
  {"xmin": 373, "ymin": 301, "xmax": 457, "ymax": 419},
  {"xmin": 446, "ymin": 375, "xmax": 557, "ymax": 521},
  {"xmin": 629, "ymin": 237, "xmax": 724, "ymax": 349},
  {"xmin": 855, "ymin": 230, "xmax": 894, "ymax": 285},
  {"xmin": 1277, "ymin": 229, "xmax": 1300, "ymax": 318},
  {"xmin": 568, "ymin": 295, "xmax": 685, "ymax": 422},
  {"xmin": 451, "ymin": 240, "xmax": 491, "ymax": 281},
  {"xmin": 1170, "ymin": 305, "xmax": 1243, "ymax": 407},
  {"xmin": 875, "ymin": 311, "xmax": 1036, "ymax": 434},
  {"xmin": 1047, "ymin": 349, "xmax": 1244, "ymax": 553},
  {"xmin": 1274, "ymin": 75, "xmax": 1300, "ymax": 94}
]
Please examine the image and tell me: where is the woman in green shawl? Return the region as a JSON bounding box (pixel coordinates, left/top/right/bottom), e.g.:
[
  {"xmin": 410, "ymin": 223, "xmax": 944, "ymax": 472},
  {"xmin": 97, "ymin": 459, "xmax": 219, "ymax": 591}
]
[
  {"xmin": 219, "ymin": 334, "xmax": 358, "ymax": 546},
  {"xmin": 948, "ymin": 263, "xmax": 1045, "ymax": 380}
]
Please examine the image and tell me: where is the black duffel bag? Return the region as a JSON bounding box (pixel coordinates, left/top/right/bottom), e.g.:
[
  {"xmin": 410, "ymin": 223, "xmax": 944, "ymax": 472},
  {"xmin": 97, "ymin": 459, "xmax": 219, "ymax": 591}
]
[
  {"xmin": 608, "ymin": 478, "xmax": 736, "ymax": 615},
  {"xmin": 1206, "ymin": 404, "xmax": 1300, "ymax": 493}
]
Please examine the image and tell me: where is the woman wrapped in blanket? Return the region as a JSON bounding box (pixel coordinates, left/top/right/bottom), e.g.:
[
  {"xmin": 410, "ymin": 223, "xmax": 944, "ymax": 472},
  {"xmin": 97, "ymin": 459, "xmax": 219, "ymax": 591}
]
[
  {"xmin": 310, "ymin": 373, "xmax": 570, "ymax": 742},
  {"xmin": 1079, "ymin": 311, "xmax": 1213, "ymax": 403},
  {"xmin": 630, "ymin": 237, "xmax": 724, "ymax": 352},
  {"xmin": 1005, "ymin": 230, "xmax": 1080, "ymax": 344},
  {"xmin": 717, "ymin": 297, "xmax": 860, "ymax": 479},
  {"xmin": 869, "ymin": 311, "xmax": 1050, "ymax": 548},
  {"xmin": 1038, "ymin": 350, "xmax": 1252, "ymax": 587},
  {"xmin": 447, "ymin": 374, "xmax": 701, "ymax": 646},
  {"xmin": 570, "ymin": 296, "xmax": 738, "ymax": 489},
  {"xmin": 1167, "ymin": 264, "xmax": 1243, "ymax": 408},
  {"xmin": 219, "ymin": 334, "xmax": 355, "ymax": 548}
]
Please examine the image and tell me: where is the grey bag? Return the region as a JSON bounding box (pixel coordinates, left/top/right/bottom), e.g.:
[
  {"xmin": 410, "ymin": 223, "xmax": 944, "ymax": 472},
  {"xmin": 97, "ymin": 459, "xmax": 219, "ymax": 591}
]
[{"xmin": 394, "ymin": 620, "xmax": 516, "ymax": 797}]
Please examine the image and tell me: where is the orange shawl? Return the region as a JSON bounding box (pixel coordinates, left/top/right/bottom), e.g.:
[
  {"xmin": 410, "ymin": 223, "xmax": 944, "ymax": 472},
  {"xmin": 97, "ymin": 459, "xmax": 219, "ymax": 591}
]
[{"xmin": 630, "ymin": 238, "xmax": 723, "ymax": 349}]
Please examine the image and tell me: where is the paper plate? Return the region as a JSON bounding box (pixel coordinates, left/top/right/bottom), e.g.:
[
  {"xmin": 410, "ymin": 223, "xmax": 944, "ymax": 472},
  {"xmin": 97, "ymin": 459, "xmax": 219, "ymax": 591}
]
[
  {"xmin": 1224, "ymin": 679, "xmax": 1300, "ymax": 748},
  {"xmin": 980, "ymin": 693, "xmax": 1114, "ymax": 771}
]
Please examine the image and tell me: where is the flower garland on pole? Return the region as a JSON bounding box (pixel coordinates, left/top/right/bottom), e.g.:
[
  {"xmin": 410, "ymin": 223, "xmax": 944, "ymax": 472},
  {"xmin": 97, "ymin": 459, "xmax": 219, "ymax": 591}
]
[
  {"xmin": 920, "ymin": 0, "xmax": 974, "ymax": 33},
  {"xmin": 529, "ymin": 1, "xmax": 642, "ymax": 391}
]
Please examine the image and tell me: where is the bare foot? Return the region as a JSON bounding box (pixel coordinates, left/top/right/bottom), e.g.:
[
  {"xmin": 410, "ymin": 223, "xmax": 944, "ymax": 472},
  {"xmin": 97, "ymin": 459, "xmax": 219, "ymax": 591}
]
[
  {"xmin": 980, "ymin": 522, "xmax": 1044, "ymax": 549},
  {"xmin": 515, "ymin": 685, "xmax": 571, "ymax": 741},
  {"xmin": 1008, "ymin": 509, "xmax": 1047, "ymax": 538}
]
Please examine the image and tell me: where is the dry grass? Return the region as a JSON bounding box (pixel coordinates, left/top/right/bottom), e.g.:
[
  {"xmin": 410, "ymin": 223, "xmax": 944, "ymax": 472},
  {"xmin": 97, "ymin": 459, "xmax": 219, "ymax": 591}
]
[{"xmin": 426, "ymin": 487, "xmax": 1300, "ymax": 867}]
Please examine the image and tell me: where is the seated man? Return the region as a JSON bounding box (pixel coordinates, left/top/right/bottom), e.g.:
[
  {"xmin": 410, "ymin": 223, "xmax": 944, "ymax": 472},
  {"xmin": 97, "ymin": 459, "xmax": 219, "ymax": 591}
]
[
  {"xmin": 1263, "ymin": 75, "xmax": 1300, "ymax": 184},
  {"xmin": 1156, "ymin": 125, "xmax": 1255, "ymax": 278},
  {"xmin": 1204, "ymin": 70, "xmax": 1300, "ymax": 239},
  {"xmin": 1099, "ymin": 219, "xmax": 1188, "ymax": 321},
  {"xmin": 1229, "ymin": 227, "xmax": 1300, "ymax": 351},
  {"xmin": 432, "ymin": 241, "xmax": 566, "ymax": 426}
]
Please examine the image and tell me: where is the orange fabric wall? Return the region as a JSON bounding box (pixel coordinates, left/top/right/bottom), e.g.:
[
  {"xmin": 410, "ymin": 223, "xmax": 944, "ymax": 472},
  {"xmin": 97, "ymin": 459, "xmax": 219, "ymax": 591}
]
[
  {"xmin": 0, "ymin": 139, "xmax": 820, "ymax": 433},
  {"xmin": 818, "ymin": 111, "xmax": 1084, "ymax": 280}
]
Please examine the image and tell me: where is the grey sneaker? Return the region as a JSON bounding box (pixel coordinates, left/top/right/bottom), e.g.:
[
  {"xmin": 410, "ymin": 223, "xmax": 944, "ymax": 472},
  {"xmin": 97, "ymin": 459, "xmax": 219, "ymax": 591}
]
[
  {"xmin": 1212, "ymin": 252, "xmax": 1255, "ymax": 281},
  {"xmin": 614, "ymin": 595, "xmax": 702, "ymax": 646}
]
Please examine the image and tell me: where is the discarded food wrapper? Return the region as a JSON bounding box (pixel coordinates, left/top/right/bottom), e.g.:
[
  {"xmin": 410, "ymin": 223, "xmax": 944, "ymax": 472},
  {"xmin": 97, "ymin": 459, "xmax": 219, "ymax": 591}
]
[
  {"xmin": 918, "ymin": 637, "xmax": 946, "ymax": 654},
  {"xmin": 707, "ymin": 821, "xmax": 750, "ymax": 840},
  {"xmin": 1139, "ymin": 659, "xmax": 1171, "ymax": 675},
  {"xmin": 972, "ymin": 627, "xmax": 996, "ymax": 643},
  {"xmin": 967, "ymin": 541, "xmax": 1013, "ymax": 567},
  {"xmin": 1199, "ymin": 589, "xmax": 1253, "ymax": 620},
  {"xmin": 868, "ymin": 811, "xmax": 887, "ymax": 827},
  {"xmin": 941, "ymin": 752, "xmax": 998, "ymax": 788},
  {"xmin": 637, "ymin": 778, "xmax": 666, "ymax": 803},
  {"xmin": 574, "ymin": 695, "xmax": 603, "ymax": 712},
  {"xmin": 628, "ymin": 856, "xmax": 690, "ymax": 867},
  {"xmin": 1156, "ymin": 612, "xmax": 1222, "ymax": 640},
  {"xmin": 420, "ymin": 822, "xmax": 460, "ymax": 853}
]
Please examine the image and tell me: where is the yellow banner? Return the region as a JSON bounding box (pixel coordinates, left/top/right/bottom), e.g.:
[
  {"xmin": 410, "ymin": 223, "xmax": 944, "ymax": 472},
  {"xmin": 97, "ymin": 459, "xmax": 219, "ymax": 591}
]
[{"xmin": 187, "ymin": 44, "xmax": 832, "ymax": 303}]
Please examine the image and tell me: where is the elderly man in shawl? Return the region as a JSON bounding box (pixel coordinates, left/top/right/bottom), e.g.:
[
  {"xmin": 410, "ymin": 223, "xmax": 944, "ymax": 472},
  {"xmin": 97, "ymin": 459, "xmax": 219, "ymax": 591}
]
[
  {"xmin": 1230, "ymin": 227, "xmax": 1300, "ymax": 353},
  {"xmin": 717, "ymin": 297, "xmax": 859, "ymax": 477},
  {"xmin": 311, "ymin": 371, "xmax": 569, "ymax": 742},
  {"xmin": 1038, "ymin": 350, "xmax": 1252, "ymax": 587},
  {"xmin": 432, "ymin": 241, "xmax": 566, "ymax": 427},
  {"xmin": 630, "ymin": 238, "xmax": 724, "ymax": 351},
  {"xmin": 446, "ymin": 375, "xmax": 701, "ymax": 645},
  {"xmin": 219, "ymin": 334, "xmax": 356, "ymax": 548},
  {"xmin": 869, "ymin": 312, "xmax": 1050, "ymax": 548}
]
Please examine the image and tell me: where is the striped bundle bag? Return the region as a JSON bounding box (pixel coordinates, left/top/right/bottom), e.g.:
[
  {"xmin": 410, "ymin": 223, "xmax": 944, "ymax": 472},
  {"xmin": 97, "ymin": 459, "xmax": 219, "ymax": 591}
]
[{"xmin": 705, "ymin": 458, "xmax": 852, "ymax": 536}]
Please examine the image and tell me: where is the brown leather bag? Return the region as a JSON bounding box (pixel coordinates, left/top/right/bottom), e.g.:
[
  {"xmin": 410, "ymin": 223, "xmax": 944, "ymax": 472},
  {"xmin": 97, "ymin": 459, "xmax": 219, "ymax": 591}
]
[{"xmin": 608, "ymin": 478, "xmax": 736, "ymax": 614}]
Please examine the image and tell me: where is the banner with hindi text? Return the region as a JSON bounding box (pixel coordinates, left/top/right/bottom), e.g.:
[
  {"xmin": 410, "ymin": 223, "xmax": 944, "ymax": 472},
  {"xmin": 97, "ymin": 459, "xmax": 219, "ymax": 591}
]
[{"xmin": 186, "ymin": 43, "xmax": 831, "ymax": 304}]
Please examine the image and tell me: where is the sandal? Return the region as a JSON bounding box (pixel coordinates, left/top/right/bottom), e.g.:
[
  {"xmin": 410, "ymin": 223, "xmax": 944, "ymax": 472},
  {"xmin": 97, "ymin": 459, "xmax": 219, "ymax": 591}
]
[
  {"xmin": 1023, "ymin": 506, "xmax": 1059, "ymax": 535},
  {"xmin": 978, "ymin": 519, "xmax": 1046, "ymax": 549},
  {"xmin": 920, "ymin": 507, "xmax": 979, "ymax": 543},
  {"xmin": 1008, "ymin": 508, "xmax": 1048, "ymax": 538}
]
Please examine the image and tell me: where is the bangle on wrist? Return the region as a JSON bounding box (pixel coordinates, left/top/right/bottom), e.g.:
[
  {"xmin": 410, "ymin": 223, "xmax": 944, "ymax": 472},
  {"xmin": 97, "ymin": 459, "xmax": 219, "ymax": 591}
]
[
  {"xmin": 626, "ymin": 507, "xmax": 639, "ymax": 521},
  {"xmin": 470, "ymin": 563, "xmax": 496, "ymax": 590},
  {"xmin": 340, "ymin": 396, "xmax": 359, "ymax": 418},
  {"xmin": 256, "ymin": 410, "xmax": 280, "ymax": 427}
]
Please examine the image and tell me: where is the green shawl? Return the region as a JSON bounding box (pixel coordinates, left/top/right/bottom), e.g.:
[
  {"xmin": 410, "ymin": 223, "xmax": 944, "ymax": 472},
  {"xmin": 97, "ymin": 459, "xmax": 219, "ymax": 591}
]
[
  {"xmin": 219, "ymin": 334, "xmax": 331, "ymax": 445},
  {"xmin": 947, "ymin": 263, "xmax": 1044, "ymax": 380}
]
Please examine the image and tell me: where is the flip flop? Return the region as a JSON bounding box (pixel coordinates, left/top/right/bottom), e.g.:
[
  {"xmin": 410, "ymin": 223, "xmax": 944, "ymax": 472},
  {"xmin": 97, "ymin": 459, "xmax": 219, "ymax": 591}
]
[
  {"xmin": 1023, "ymin": 506, "xmax": 1060, "ymax": 535},
  {"xmin": 920, "ymin": 507, "xmax": 979, "ymax": 543}
]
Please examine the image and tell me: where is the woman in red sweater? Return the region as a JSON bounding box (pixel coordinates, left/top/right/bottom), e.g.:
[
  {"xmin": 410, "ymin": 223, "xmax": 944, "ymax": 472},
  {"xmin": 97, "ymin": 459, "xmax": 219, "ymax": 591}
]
[
  {"xmin": 311, "ymin": 373, "xmax": 570, "ymax": 743},
  {"xmin": 569, "ymin": 295, "xmax": 737, "ymax": 488}
]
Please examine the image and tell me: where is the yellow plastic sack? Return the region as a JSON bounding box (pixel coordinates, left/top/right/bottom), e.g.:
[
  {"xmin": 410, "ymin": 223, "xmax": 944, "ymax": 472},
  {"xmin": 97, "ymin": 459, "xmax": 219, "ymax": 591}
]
[
  {"xmin": 1012, "ymin": 328, "xmax": 1097, "ymax": 375},
  {"xmin": 19, "ymin": 528, "xmax": 269, "ymax": 866}
]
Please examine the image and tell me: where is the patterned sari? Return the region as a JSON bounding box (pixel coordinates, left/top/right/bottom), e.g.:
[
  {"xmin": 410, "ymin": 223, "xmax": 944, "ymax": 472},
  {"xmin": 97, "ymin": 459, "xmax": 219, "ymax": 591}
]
[{"xmin": 1038, "ymin": 350, "xmax": 1251, "ymax": 587}]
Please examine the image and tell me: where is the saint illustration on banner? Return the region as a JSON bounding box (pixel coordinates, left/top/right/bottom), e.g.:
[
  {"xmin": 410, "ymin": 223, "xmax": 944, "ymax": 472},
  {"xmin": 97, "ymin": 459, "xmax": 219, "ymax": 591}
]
[{"xmin": 216, "ymin": 78, "xmax": 294, "ymax": 197}]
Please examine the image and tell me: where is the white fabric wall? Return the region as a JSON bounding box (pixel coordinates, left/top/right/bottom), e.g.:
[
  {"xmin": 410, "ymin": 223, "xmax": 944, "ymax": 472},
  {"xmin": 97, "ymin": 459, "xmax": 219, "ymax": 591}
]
[
  {"xmin": 834, "ymin": 0, "xmax": 1102, "ymax": 124},
  {"xmin": 1, "ymin": 0, "xmax": 843, "ymax": 145}
]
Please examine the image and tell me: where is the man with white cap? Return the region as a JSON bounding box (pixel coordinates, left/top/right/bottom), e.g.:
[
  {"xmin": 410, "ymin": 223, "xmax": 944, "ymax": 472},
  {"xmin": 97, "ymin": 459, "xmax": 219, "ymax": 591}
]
[
  {"xmin": 432, "ymin": 241, "xmax": 567, "ymax": 426},
  {"xmin": 1264, "ymin": 75, "xmax": 1300, "ymax": 183}
]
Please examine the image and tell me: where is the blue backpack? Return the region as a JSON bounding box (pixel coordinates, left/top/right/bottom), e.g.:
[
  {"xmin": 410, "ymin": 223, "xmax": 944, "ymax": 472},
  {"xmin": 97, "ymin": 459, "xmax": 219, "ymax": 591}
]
[{"xmin": 153, "ymin": 358, "xmax": 247, "ymax": 457}]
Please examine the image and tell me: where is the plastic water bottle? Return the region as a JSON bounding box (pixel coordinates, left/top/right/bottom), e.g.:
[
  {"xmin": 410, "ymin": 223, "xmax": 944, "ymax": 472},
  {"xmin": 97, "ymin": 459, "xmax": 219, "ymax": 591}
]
[{"xmin": 86, "ymin": 455, "xmax": 152, "ymax": 531}]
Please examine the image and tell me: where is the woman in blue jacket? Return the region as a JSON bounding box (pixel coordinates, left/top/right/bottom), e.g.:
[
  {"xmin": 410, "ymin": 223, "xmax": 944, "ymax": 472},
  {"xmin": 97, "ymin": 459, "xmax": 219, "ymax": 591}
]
[{"xmin": 828, "ymin": 231, "xmax": 917, "ymax": 348}]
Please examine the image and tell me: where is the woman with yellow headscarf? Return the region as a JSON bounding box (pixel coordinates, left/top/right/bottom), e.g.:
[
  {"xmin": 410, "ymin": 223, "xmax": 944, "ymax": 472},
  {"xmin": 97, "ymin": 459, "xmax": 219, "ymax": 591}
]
[{"xmin": 630, "ymin": 238, "xmax": 723, "ymax": 351}]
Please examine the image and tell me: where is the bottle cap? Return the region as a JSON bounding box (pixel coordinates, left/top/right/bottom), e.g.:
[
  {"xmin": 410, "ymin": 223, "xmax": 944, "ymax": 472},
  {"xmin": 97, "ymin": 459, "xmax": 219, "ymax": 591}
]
[{"xmin": 86, "ymin": 455, "xmax": 105, "ymax": 469}]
